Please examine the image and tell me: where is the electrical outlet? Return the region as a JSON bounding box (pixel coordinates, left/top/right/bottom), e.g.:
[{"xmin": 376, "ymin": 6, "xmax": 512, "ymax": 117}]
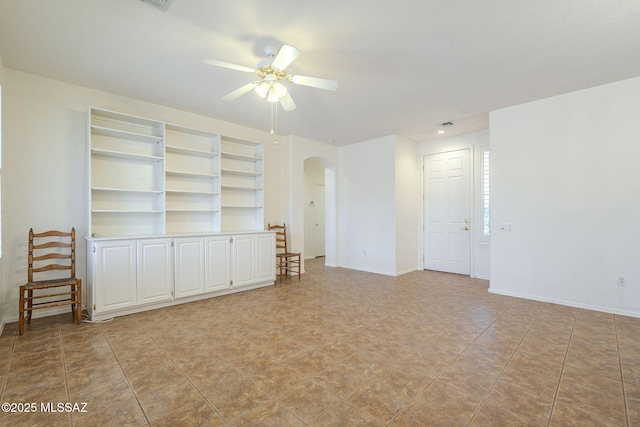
[{"xmin": 617, "ymin": 276, "xmax": 627, "ymax": 286}]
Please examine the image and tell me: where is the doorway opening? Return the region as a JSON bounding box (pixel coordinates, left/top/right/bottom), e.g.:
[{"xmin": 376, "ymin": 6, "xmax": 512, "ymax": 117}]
[{"xmin": 303, "ymin": 158, "xmax": 326, "ymax": 259}]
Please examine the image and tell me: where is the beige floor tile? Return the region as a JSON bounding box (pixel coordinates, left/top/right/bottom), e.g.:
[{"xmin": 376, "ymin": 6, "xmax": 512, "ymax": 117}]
[
  {"xmin": 1, "ymin": 258, "xmax": 638, "ymax": 427},
  {"xmin": 232, "ymin": 400, "xmax": 304, "ymax": 427},
  {"xmin": 277, "ymin": 379, "xmax": 341, "ymax": 423},
  {"xmin": 150, "ymin": 399, "xmax": 225, "ymax": 427},
  {"xmin": 203, "ymin": 378, "xmax": 272, "ymax": 422},
  {"xmin": 415, "ymin": 380, "xmax": 481, "ymax": 425},
  {"xmin": 346, "ymin": 380, "xmax": 410, "ymax": 424},
  {"xmin": 390, "ymin": 401, "xmax": 461, "ymax": 426},
  {"xmin": 309, "ymin": 400, "xmax": 383, "ymax": 426}
]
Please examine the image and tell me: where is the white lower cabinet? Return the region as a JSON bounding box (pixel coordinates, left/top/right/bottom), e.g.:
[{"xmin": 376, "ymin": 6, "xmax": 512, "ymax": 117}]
[
  {"xmin": 87, "ymin": 231, "xmax": 275, "ymax": 321},
  {"xmin": 174, "ymin": 237, "xmax": 205, "ymax": 298},
  {"xmin": 137, "ymin": 239, "xmax": 174, "ymax": 304},
  {"xmin": 92, "ymin": 240, "xmax": 137, "ymax": 314},
  {"xmin": 206, "ymin": 235, "xmax": 231, "ymax": 292},
  {"xmin": 233, "ymin": 234, "xmax": 257, "ymax": 287},
  {"xmin": 232, "ymin": 233, "xmax": 276, "ymax": 288},
  {"xmin": 256, "ymin": 233, "xmax": 276, "ymax": 282}
]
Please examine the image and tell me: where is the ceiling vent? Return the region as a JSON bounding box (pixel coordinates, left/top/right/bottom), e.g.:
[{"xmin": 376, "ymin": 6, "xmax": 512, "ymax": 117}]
[{"xmin": 141, "ymin": 0, "xmax": 172, "ymax": 11}]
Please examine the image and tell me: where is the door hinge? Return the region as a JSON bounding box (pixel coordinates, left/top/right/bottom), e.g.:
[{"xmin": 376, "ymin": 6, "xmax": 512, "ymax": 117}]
[
  {"xmin": 93, "ymin": 304, "xmax": 96, "ymax": 310},
  {"xmin": 171, "ymin": 290, "xmax": 174, "ymax": 296},
  {"xmin": 230, "ymin": 279, "xmax": 233, "ymax": 286},
  {"xmin": 93, "ymin": 245, "xmax": 96, "ymax": 253}
]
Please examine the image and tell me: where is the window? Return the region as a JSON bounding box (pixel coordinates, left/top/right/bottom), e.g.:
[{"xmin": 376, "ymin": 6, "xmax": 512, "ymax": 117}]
[{"xmin": 482, "ymin": 148, "xmax": 490, "ymax": 236}]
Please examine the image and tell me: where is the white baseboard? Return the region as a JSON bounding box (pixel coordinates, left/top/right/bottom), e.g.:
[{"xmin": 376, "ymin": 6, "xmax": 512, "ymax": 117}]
[
  {"xmin": 337, "ymin": 264, "xmax": 417, "ymax": 277},
  {"xmin": 488, "ymin": 288, "xmax": 640, "ymax": 319}
]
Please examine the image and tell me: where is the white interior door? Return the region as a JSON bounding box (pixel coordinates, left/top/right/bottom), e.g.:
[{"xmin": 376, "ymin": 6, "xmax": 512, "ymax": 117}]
[
  {"xmin": 423, "ymin": 149, "xmax": 471, "ymax": 275},
  {"xmin": 315, "ymin": 184, "xmax": 326, "ymax": 257}
]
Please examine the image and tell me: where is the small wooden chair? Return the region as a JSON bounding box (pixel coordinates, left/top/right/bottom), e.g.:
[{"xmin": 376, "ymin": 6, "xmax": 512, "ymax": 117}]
[
  {"xmin": 268, "ymin": 223, "xmax": 301, "ymax": 282},
  {"xmin": 19, "ymin": 228, "xmax": 82, "ymax": 335}
]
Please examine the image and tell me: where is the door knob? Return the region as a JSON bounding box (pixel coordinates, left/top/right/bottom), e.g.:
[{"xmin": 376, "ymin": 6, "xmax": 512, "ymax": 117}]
[{"xmin": 461, "ymin": 226, "xmax": 469, "ymax": 231}]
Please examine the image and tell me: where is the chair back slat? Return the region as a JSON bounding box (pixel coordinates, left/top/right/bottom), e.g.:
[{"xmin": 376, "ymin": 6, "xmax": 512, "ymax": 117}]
[
  {"xmin": 32, "ymin": 264, "xmax": 72, "ymax": 273},
  {"xmin": 268, "ymin": 223, "xmax": 289, "ymax": 253}
]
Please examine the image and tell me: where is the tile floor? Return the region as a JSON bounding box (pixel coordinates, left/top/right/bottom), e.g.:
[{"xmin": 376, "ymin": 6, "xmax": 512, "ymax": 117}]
[{"xmin": 1, "ymin": 258, "xmax": 639, "ymax": 426}]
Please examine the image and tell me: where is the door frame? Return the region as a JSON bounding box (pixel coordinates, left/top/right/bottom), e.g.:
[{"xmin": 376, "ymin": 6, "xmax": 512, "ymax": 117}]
[
  {"xmin": 422, "ymin": 148, "xmax": 472, "ymax": 275},
  {"xmin": 420, "ymin": 145, "xmax": 477, "ymax": 277}
]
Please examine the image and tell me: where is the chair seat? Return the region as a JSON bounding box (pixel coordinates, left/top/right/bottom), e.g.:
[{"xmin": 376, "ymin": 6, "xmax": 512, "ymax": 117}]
[
  {"xmin": 23, "ymin": 277, "xmax": 80, "ymax": 290},
  {"xmin": 277, "ymin": 252, "xmax": 301, "ymax": 258}
]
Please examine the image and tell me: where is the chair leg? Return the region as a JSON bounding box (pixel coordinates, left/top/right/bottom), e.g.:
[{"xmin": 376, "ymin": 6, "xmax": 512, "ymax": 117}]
[
  {"xmin": 26, "ymin": 289, "xmax": 33, "ymax": 325},
  {"xmin": 18, "ymin": 287, "xmax": 25, "ymax": 336},
  {"xmin": 298, "ymin": 258, "xmax": 301, "ymax": 280},
  {"xmin": 279, "ymin": 259, "xmax": 283, "ymax": 283},
  {"xmin": 76, "ymin": 281, "xmax": 82, "ymax": 325}
]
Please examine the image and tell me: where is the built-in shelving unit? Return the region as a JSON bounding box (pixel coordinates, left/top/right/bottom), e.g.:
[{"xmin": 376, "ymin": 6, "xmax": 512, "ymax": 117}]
[
  {"xmin": 164, "ymin": 124, "xmax": 221, "ymax": 234},
  {"xmin": 220, "ymin": 137, "xmax": 264, "ymax": 232},
  {"xmin": 87, "ymin": 108, "xmax": 265, "ymax": 237},
  {"xmin": 89, "ymin": 109, "xmax": 165, "ymax": 236}
]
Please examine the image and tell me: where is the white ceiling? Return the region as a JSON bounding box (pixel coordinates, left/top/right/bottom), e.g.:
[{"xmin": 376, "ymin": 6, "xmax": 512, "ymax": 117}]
[{"xmin": 1, "ymin": 0, "xmax": 639, "ymax": 146}]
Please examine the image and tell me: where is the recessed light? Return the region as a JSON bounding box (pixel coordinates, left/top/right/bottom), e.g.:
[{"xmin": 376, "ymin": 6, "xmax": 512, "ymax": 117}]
[{"xmin": 437, "ymin": 130, "xmax": 445, "ymax": 134}]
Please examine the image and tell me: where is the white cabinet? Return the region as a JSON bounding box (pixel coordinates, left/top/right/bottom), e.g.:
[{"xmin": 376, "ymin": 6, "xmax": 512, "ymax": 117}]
[
  {"xmin": 137, "ymin": 239, "xmax": 173, "ymax": 304},
  {"xmin": 86, "ymin": 108, "xmax": 273, "ymax": 321},
  {"xmin": 206, "ymin": 235, "xmax": 231, "ymax": 292},
  {"xmin": 232, "ymin": 233, "xmax": 276, "ymax": 288},
  {"xmin": 233, "ymin": 234, "xmax": 257, "ymax": 287},
  {"xmin": 256, "ymin": 233, "xmax": 276, "ymax": 282},
  {"xmin": 174, "ymin": 237, "xmax": 205, "ymax": 298},
  {"xmin": 91, "ymin": 240, "xmax": 137, "ymax": 315},
  {"xmin": 86, "ymin": 232, "xmax": 275, "ymax": 321}
]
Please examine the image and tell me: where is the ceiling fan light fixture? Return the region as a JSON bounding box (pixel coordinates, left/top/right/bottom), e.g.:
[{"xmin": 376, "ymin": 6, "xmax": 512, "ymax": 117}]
[{"xmin": 255, "ymin": 81, "xmax": 269, "ymax": 99}]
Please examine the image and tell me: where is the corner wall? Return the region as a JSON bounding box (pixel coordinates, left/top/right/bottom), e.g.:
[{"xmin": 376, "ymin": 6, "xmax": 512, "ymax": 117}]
[
  {"xmin": 490, "ymin": 76, "xmax": 640, "ymax": 317},
  {"xmin": 338, "ymin": 135, "xmax": 419, "ymax": 276}
]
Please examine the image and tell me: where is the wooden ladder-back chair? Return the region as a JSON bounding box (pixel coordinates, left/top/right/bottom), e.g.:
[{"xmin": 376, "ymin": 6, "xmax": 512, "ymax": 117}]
[
  {"xmin": 268, "ymin": 223, "xmax": 301, "ymax": 282},
  {"xmin": 18, "ymin": 228, "xmax": 82, "ymax": 335}
]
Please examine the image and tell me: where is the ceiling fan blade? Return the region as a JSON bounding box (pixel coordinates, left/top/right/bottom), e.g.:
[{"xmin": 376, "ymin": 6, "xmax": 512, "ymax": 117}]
[
  {"xmin": 289, "ymin": 74, "xmax": 339, "ymax": 91},
  {"xmin": 279, "ymin": 93, "xmax": 297, "ymax": 111},
  {"xmin": 203, "ymin": 58, "xmax": 256, "ymax": 74},
  {"xmin": 271, "ymin": 45, "xmax": 301, "ymax": 70},
  {"xmin": 222, "ymin": 82, "xmax": 259, "ymax": 101}
]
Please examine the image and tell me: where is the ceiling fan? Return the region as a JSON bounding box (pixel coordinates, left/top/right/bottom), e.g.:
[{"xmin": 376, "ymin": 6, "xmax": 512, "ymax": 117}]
[{"xmin": 203, "ymin": 45, "xmax": 338, "ymax": 112}]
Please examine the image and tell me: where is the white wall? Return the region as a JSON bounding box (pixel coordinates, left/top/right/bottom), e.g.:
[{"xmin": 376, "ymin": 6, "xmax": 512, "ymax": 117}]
[
  {"xmin": 417, "ymin": 130, "xmax": 491, "ymax": 279},
  {"xmin": 338, "ymin": 135, "xmax": 419, "ymax": 276},
  {"xmin": 394, "ymin": 136, "xmax": 419, "ymax": 275},
  {"xmin": 0, "ymin": 69, "xmax": 287, "ymax": 322},
  {"xmin": 490, "ymin": 76, "xmax": 640, "ymax": 317},
  {"xmin": 339, "ymin": 136, "xmax": 396, "ymax": 274},
  {"xmin": 0, "ymin": 54, "xmax": 4, "ymax": 331}
]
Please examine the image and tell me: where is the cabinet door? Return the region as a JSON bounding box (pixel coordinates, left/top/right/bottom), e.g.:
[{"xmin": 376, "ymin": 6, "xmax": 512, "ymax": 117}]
[
  {"xmin": 233, "ymin": 234, "xmax": 256, "ymax": 287},
  {"xmin": 174, "ymin": 237, "xmax": 205, "ymax": 298},
  {"xmin": 205, "ymin": 236, "xmax": 231, "ymax": 292},
  {"xmin": 256, "ymin": 233, "xmax": 276, "ymax": 282},
  {"xmin": 94, "ymin": 240, "xmax": 137, "ymax": 313},
  {"xmin": 137, "ymin": 239, "xmax": 174, "ymax": 304}
]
